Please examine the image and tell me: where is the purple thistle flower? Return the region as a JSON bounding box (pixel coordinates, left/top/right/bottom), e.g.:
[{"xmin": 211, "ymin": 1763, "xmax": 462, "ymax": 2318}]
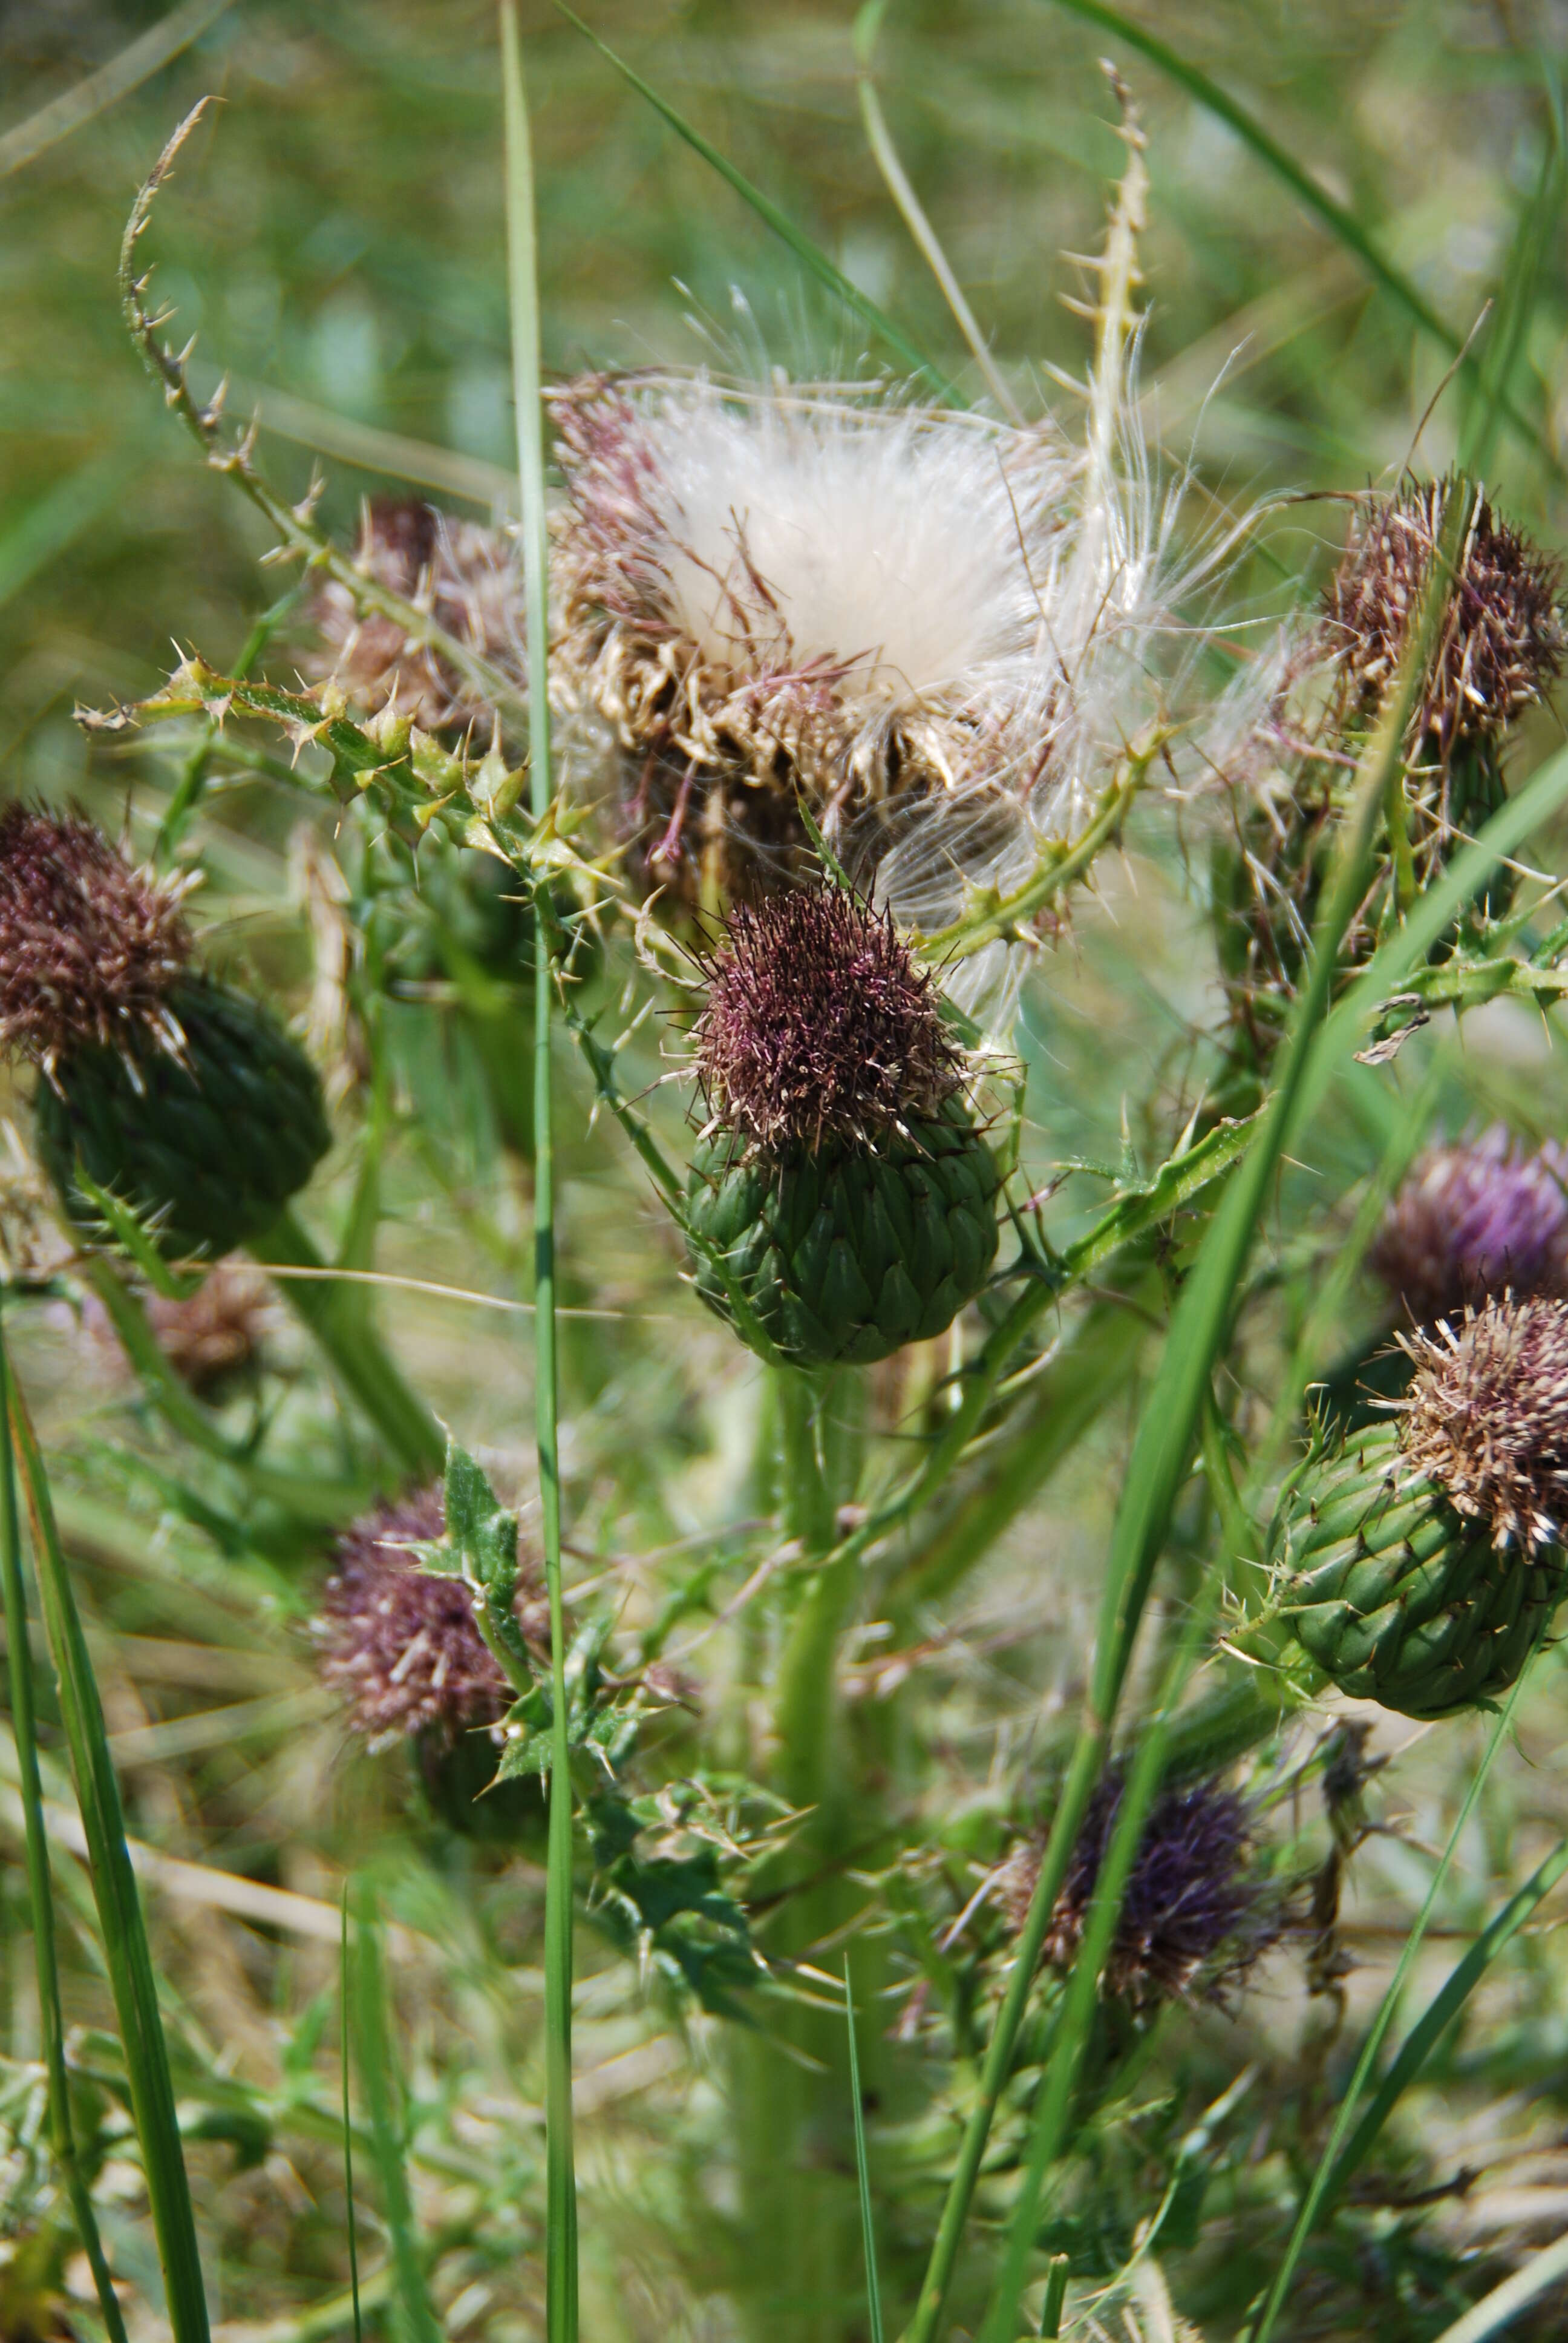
[
  {"xmin": 1370, "ymin": 1129, "xmax": 1568, "ymax": 1329},
  {"xmin": 1004, "ymin": 1767, "xmax": 1280, "ymax": 2007},
  {"xmin": 691, "ymin": 888, "xmax": 964, "ymax": 1158},
  {"xmin": 0, "ymin": 803, "xmax": 192, "ymax": 1074},
  {"xmin": 316, "ymin": 1486, "xmax": 549, "ymax": 1752}
]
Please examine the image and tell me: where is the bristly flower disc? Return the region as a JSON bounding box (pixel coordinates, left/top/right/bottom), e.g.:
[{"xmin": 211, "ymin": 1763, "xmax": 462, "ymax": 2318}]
[
  {"xmin": 1396, "ymin": 1296, "xmax": 1568, "ymax": 1553},
  {"xmin": 1371, "ymin": 1128, "xmax": 1568, "ymax": 1328},
  {"xmin": 0, "ymin": 804, "xmax": 192, "ymax": 1074},
  {"xmin": 692, "ymin": 888, "xmax": 963, "ymax": 1158},
  {"xmin": 1003, "ymin": 1766, "xmax": 1279, "ymax": 2008},
  {"xmin": 1324, "ymin": 476, "xmax": 1566, "ymax": 750},
  {"xmin": 316, "ymin": 1485, "xmax": 549, "ymax": 1751}
]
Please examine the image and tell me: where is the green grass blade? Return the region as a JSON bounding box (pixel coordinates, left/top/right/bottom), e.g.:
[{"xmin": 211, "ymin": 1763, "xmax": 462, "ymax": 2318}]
[
  {"xmin": 341, "ymin": 1890, "xmax": 364, "ymax": 2343},
  {"xmin": 500, "ymin": 10, "xmax": 578, "ymax": 2337},
  {"xmin": 1039, "ymin": 2253, "xmax": 1071, "ymax": 2337},
  {"xmin": 844, "ymin": 1958, "xmax": 885, "ymax": 2343},
  {"xmin": 4, "ymin": 1331, "xmax": 211, "ymax": 2342},
  {"xmin": 0, "ymin": 0, "xmax": 231, "ymax": 180},
  {"xmin": 347, "ymin": 1879, "xmax": 441, "ymax": 2343},
  {"xmin": 1457, "ymin": 123, "xmax": 1565, "ymax": 479},
  {"xmin": 1246, "ymin": 1635, "xmax": 1551, "ymax": 2343},
  {"xmin": 552, "ymin": 2, "xmax": 955, "ymax": 400},
  {"xmin": 1428, "ymin": 2228, "xmax": 1568, "ymax": 2343},
  {"xmin": 904, "ymin": 479, "xmax": 1475, "ymax": 2343},
  {"xmin": 1031, "ymin": 0, "xmax": 1563, "ymax": 482},
  {"xmin": 0, "ymin": 1316, "xmax": 129, "ymax": 2343},
  {"xmin": 1322, "ymin": 1833, "xmax": 1568, "ymax": 2212}
]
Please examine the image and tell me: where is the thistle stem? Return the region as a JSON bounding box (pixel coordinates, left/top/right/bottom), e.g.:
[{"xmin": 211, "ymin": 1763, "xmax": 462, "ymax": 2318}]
[
  {"xmin": 249, "ymin": 1208, "xmax": 443, "ymax": 1479},
  {"xmin": 500, "ymin": 9, "xmax": 578, "ymax": 2336}
]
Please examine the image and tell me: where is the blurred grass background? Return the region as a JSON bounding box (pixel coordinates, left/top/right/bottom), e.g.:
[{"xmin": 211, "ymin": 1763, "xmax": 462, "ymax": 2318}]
[{"xmin": 5, "ymin": 3, "xmax": 1568, "ymax": 2338}]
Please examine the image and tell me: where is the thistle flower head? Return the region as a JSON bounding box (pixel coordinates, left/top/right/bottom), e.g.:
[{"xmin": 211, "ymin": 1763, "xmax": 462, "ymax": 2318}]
[
  {"xmin": 316, "ymin": 1485, "xmax": 549, "ymax": 1751},
  {"xmin": 0, "ymin": 804, "xmax": 192, "ymax": 1072},
  {"xmin": 691, "ymin": 888, "xmax": 962, "ymax": 1156},
  {"xmin": 552, "ymin": 362, "xmax": 1197, "ymax": 951},
  {"xmin": 1396, "ymin": 1296, "xmax": 1568, "ymax": 1553},
  {"xmin": 309, "ymin": 497, "xmax": 525, "ymax": 735},
  {"xmin": 144, "ymin": 1261, "xmax": 274, "ymax": 1395},
  {"xmin": 1005, "ymin": 1767, "xmax": 1278, "ymax": 2007},
  {"xmin": 1371, "ymin": 1129, "xmax": 1568, "ymax": 1328},
  {"xmin": 1324, "ymin": 476, "xmax": 1565, "ymax": 749}
]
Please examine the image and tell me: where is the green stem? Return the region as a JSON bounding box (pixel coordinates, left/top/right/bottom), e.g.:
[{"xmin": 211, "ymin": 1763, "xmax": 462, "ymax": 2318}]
[
  {"xmin": 348, "ymin": 1881, "xmax": 440, "ymax": 2343},
  {"xmin": 500, "ymin": 10, "xmax": 577, "ymax": 2336},
  {"xmin": 249, "ymin": 1208, "xmax": 443, "ymax": 1480},
  {"xmin": 4, "ymin": 1331, "xmax": 211, "ymax": 2342},
  {"xmin": 0, "ymin": 1319, "xmax": 129, "ymax": 2343}
]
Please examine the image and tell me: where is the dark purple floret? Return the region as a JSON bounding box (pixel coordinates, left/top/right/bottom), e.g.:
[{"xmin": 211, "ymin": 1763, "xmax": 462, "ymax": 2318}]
[
  {"xmin": 691, "ymin": 888, "xmax": 962, "ymax": 1157},
  {"xmin": 1005, "ymin": 1766, "xmax": 1278, "ymax": 2007},
  {"xmin": 1370, "ymin": 1129, "xmax": 1568, "ymax": 1329},
  {"xmin": 0, "ymin": 803, "xmax": 192, "ymax": 1072},
  {"xmin": 316, "ymin": 1485, "xmax": 549, "ymax": 1751}
]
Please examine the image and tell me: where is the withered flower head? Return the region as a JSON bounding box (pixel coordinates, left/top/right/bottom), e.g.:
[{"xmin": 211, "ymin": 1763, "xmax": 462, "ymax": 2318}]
[
  {"xmin": 1324, "ymin": 476, "xmax": 1565, "ymax": 749},
  {"xmin": 0, "ymin": 805, "xmax": 191, "ymax": 1072},
  {"xmin": 1371, "ymin": 1129, "xmax": 1568, "ymax": 1329},
  {"xmin": 691, "ymin": 888, "xmax": 962, "ymax": 1156},
  {"xmin": 309, "ymin": 497, "xmax": 525, "ymax": 736},
  {"xmin": 1396, "ymin": 1295, "xmax": 1568, "ymax": 1553},
  {"xmin": 316, "ymin": 1485, "xmax": 549, "ymax": 1751},
  {"xmin": 1005, "ymin": 1767, "xmax": 1278, "ymax": 2007},
  {"xmin": 144, "ymin": 1260, "xmax": 274, "ymax": 1396}
]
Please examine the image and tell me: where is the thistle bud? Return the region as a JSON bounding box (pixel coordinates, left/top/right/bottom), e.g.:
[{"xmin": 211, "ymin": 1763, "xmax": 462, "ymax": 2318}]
[
  {"xmin": 1370, "ymin": 1129, "xmax": 1568, "ymax": 1329},
  {"xmin": 315, "ymin": 1484, "xmax": 550, "ymax": 1840},
  {"xmin": 683, "ymin": 889, "xmax": 1000, "ymax": 1366},
  {"xmin": 1, "ymin": 807, "xmax": 330, "ymax": 1259},
  {"xmin": 1001, "ymin": 1766, "xmax": 1279, "ymax": 2008},
  {"xmin": 1276, "ymin": 1297, "xmax": 1568, "ymax": 1717}
]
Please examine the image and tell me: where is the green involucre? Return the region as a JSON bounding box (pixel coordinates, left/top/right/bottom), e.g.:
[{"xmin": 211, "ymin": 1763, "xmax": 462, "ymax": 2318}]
[
  {"xmin": 35, "ymin": 975, "xmax": 330, "ymax": 1259},
  {"xmin": 686, "ymin": 1114, "xmax": 1000, "ymax": 1368},
  {"xmin": 1275, "ymin": 1421, "xmax": 1567, "ymax": 1718}
]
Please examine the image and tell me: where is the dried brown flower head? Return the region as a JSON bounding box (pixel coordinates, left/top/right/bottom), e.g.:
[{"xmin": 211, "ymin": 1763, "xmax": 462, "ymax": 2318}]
[
  {"xmin": 1396, "ymin": 1296, "xmax": 1568, "ymax": 1552},
  {"xmin": 1001, "ymin": 1767, "xmax": 1279, "ymax": 2008},
  {"xmin": 146, "ymin": 1260, "xmax": 274, "ymax": 1395},
  {"xmin": 316, "ymin": 1485, "xmax": 549, "ymax": 1751},
  {"xmin": 1324, "ymin": 477, "xmax": 1565, "ymax": 751},
  {"xmin": 0, "ymin": 805, "xmax": 192, "ymax": 1073},
  {"xmin": 309, "ymin": 497, "xmax": 525, "ymax": 736},
  {"xmin": 1371, "ymin": 1129, "xmax": 1568, "ymax": 1328},
  {"xmin": 691, "ymin": 888, "xmax": 962, "ymax": 1156}
]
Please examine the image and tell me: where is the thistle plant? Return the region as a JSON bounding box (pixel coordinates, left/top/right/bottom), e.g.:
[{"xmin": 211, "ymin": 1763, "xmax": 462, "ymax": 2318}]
[{"xmin": 9, "ymin": 15, "xmax": 1568, "ymax": 2343}]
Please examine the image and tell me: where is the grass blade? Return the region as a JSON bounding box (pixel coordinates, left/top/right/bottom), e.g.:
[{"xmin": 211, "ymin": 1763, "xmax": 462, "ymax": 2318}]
[
  {"xmin": 4, "ymin": 1327, "xmax": 211, "ymax": 2342},
  {"xmin": 347, "ymin": 1879, "xmax": 441, "ymax": 2343},
  {"xmin": 500, "ymin": 10, "xmax": 578, "ymax": 2336},
  {"xmin": 0, "ymin": 1316, "xmax": 129, "ymax": 2343},
  {"xmin": 1457, "ymin": 120, "xmax": 1566, "ymax": 479},
  {"xmin": 1428, "ymin": 2228, "xmax": 1568, "ymax": 2343},
  {"xmin": 1245, "ymin": 1636, "xmax": 1551, "ymax": 2343},
  {"xmin": 844, "ymin": 1958, "xmax": 884, "ymax": 2343},
  {"xmin": 1322, "ymin": 1833, "xmax": 1568, "ymax": 2212},
  {"xmin": 1031, "ymin": 0, "xmax": 1563, "ymax": 483},
  {"xmin": 341, "ymin": 1890, "xmax": 364, "ymax": 2343},
  {"xmin": 904, "ymin": 478, "xmax": 1477, "ymax": 2343},
  {"xmin": 553, "ymin": 3, "xmax": 954, "ymax": 400},
  {"xmin": 0, "ymin": 0, "xmax": 231, "ymax": 182}
]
